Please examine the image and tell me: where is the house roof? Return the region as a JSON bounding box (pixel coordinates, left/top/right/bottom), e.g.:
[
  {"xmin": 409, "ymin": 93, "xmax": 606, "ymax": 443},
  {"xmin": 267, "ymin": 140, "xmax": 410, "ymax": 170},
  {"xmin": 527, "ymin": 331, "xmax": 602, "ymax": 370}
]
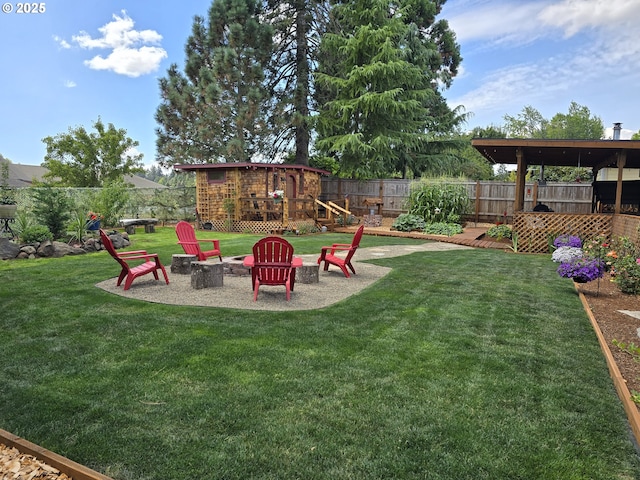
[
  {"xmin": 471, "ymin": 139, "xmax": 640, "ymax": 170},
  {"xmin": 173, "ymin": 162, "xmax": 331, "ymax": 176},
  {"xmin": 1, "ymin": 161, "xmax": 166, "ymax": 188}
]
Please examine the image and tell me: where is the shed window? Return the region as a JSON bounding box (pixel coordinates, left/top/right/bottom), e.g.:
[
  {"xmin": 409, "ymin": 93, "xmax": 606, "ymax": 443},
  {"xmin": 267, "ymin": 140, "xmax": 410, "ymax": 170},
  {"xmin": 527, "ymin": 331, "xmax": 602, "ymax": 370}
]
[{"xmin": 207, "ymin": 170, "xmax": 225, "ymax": 183}]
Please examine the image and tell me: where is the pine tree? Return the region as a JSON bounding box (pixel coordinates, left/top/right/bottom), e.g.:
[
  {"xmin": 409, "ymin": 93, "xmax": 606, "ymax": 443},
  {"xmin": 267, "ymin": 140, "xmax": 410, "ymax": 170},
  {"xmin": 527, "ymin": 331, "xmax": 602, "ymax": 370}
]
[
  {"xmin": 155, "ymin": 0, "xmax": 273, "ymax": 166},
  {"xmin": 264, "ymin": 0, "xmax": 330, "ymax": 166}
]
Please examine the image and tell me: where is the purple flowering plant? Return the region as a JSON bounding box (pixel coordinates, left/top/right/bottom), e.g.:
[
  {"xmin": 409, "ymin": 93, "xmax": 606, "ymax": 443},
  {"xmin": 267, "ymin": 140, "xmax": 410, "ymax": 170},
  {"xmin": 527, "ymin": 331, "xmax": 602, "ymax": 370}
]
[
  {"xmin": 557, "ymin": 257, "xmax": 605, "ymax": 282},
  {"xmin": 553, "ymin": 234, "xmax": 582, "ymax": 249}
]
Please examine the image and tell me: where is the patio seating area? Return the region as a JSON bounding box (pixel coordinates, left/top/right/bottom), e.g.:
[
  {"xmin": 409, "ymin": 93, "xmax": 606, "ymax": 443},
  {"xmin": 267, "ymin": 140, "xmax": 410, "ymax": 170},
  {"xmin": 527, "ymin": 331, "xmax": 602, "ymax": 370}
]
[{"xmin": 97, "ymin": 240, "xmax": 473, "ymax": 310}]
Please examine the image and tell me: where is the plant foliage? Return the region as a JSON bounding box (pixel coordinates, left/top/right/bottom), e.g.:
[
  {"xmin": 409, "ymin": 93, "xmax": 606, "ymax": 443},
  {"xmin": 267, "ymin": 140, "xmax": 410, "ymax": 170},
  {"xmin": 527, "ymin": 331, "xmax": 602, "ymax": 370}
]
[
  {"xmin": 486, "ymin": 224, "xmax": 512, "ymax": 240},
  {"xmin": 20, "ymin": 224, "xmax": 53, "ymax": 243},
  {"xmin": 423, "ymin": 222, "xmax": 463, "ymax": 236},
  {"xmin": 30, "ymin": 184, "xmax": 72, "ymax": 239},
  {"xmin": 406, "ymin": 180, "xmax": 469, "ymax": 223},
  {"xmin": 391, "ymin": 213, "xmax": 425, "ymax": 232},
  {"xmin": 41, "ymin": 118, "xmax": 143, "ymax": 187}
]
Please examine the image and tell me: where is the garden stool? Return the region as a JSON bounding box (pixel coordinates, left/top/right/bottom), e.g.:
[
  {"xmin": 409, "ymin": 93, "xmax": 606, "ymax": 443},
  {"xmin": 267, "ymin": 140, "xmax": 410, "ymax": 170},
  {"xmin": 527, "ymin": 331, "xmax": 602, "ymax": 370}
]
[
  {"xmin": 171, "ymin": 254, "xmax": 198, "ymax": 274},
  {"xmin": 191, "ymin": 261, "xmax": 224, "ymax": 289},
  {"xmin": 297, "ymin": 262, "xmax": 319, "ymax": 284}
]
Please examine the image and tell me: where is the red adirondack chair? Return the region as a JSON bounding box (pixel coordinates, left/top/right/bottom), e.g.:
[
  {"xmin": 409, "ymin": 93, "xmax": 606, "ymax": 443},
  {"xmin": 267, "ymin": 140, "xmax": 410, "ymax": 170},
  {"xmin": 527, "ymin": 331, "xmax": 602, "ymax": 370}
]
[
  {"xmin": 252, "ymin": 236, "xmax": 294, "ymax": 301},
  {"xmin": 317, "ymin": 225, "xmax": 364, "ymax": 278},
  {"xmin": 175, "ymin": 221, "xmax": 222, "ymax": 261},
  {"xmin": 99, "ymin": 229, "xmax": 169, "ymax": 291}
]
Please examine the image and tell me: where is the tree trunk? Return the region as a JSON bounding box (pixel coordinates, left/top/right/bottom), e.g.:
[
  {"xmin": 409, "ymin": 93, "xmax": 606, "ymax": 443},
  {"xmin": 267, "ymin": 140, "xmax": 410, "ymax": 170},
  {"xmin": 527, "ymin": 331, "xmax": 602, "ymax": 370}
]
[{"xmin": 294, "ymin": 0, "xmax": 310, "ymax": 166}]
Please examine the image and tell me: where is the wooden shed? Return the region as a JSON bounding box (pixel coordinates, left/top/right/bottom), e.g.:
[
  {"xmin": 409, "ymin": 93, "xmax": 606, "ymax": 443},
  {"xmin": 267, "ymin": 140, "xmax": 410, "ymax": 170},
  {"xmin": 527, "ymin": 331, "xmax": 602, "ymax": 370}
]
[{"xmin": 174, "ymin": 163, "xmax": 330, "ymax": 233}]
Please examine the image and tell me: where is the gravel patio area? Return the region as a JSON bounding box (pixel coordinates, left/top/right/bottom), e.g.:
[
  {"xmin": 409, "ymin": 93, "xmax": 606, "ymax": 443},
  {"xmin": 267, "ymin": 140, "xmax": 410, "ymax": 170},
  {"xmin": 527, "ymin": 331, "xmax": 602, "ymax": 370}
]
[{"xmin": 96, "ymin": 242, "xmax": 472, "ymax": 311}]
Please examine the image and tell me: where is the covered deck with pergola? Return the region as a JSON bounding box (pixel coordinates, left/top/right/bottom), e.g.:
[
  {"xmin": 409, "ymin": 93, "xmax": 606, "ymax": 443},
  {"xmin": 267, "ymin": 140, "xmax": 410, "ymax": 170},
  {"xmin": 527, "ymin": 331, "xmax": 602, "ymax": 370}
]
[{"xmin": 472, "ymin": 138, "xmax": 640, "ymax": 252}]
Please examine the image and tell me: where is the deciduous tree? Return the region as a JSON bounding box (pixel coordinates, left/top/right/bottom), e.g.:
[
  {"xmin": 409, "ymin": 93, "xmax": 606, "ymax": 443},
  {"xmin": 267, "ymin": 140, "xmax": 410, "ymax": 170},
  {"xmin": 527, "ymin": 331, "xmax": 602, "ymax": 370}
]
[
  {"xmin": 546, "ymin": 101, "xmax": 604, "ymax": 140},
  {"xmin": 41, "ymin": 118, "xmax": 143, "ymax": 187}
]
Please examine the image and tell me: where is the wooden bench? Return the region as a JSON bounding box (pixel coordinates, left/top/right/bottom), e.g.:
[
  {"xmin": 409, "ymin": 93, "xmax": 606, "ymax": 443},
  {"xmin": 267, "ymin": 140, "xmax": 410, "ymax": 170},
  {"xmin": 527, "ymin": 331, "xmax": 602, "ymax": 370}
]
[{"xmin": 119, "ymin": 218, "xmax": 159, "ymax": 234}]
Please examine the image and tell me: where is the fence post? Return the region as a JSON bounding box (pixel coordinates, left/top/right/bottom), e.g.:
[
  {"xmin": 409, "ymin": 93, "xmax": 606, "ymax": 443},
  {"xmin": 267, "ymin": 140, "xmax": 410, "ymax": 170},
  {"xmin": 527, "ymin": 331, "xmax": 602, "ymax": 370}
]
[{"xmin": 475, "ymin": 181, "xmax": 480, "ymax": 224}]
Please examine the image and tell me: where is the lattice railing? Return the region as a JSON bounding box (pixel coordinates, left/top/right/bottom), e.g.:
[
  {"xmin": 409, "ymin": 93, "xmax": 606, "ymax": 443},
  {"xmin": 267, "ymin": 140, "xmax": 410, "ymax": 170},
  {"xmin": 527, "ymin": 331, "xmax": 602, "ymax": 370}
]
[
  {"xmin": 513, "ymin": 213, "xmax": 613, "ymax": 253},
  {"xmin": 206, "ymin": 219, "xmax": 316, "ymax": 235}
]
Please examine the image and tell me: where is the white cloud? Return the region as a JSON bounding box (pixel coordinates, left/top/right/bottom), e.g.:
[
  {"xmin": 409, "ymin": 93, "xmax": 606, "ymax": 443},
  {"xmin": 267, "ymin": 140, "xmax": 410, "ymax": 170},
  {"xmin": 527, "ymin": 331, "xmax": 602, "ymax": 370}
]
[
  {"xmin": 445, "ymin": 0, "xmax": 640, "ymax": 128},
  {"xmin": 70, "ymin": 10, "xmax": 167, "ymax": 78},
  {"xmin": 448, "ymin": 0, "xmax": 640, "ymax": 45},
  {"xmin": 447, "ymin": 1, "xmax": 554, "ymax": 44},
  {"xmin": 53, "ymin": 35, "xmax": 71, "ymax": 49},
  {"xmin": 538, "ymin": 0, "xmax": 640, "ymax": 37},
  {"xmin": 63, "ymin": 80, "xmax": 77, "ymax": 88}
]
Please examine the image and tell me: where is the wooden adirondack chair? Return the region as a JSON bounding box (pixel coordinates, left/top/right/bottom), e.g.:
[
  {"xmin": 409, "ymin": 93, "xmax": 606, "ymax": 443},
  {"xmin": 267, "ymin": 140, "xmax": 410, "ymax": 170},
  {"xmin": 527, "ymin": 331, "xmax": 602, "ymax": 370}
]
[
  {"xmin": 99, "ymin": 229, "xmax": 169, "ymax": 291},
  {"xmin": 176, "ymin": 221, "xmax": 222, "ymax": 261},
  {"xmin": 317, "ymin": 224, "xmax": 364, "ymax": 278},
  {"xmin": 252, "ymin": 236, "xmax": 294, "ymax": 301}
]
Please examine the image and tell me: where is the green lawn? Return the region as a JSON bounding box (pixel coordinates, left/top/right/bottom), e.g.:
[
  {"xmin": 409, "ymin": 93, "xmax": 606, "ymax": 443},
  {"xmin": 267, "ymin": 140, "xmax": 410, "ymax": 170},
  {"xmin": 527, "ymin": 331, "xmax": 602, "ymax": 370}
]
[{"xmin": 1, "ymin": 228, "xmax": 639, "ymax": 479}]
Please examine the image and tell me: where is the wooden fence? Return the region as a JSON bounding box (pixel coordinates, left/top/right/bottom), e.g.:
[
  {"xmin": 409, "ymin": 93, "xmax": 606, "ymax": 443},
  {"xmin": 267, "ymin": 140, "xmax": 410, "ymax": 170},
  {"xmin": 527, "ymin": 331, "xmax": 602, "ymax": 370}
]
[{"xmin": 320, "ymin": 178, "xmax": 593, "ymax": 223}]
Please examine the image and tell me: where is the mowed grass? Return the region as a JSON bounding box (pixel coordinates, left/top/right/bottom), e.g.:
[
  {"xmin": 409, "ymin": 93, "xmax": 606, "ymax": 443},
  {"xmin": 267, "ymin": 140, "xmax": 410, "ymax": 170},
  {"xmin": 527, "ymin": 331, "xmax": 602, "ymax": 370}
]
[{"xmin": 1, "ymin": 227, "xmax": 639, "ymax": 479}]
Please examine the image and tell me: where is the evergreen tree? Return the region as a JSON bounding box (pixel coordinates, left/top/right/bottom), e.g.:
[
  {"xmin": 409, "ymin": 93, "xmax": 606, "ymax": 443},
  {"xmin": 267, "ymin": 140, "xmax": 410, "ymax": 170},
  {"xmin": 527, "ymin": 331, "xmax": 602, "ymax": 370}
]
[
  {"xmin": 155, "ymin": 0, "xmax": 273, "ymax": 166},
  {"xmin": 314, "ymin": 0, "xmax": 461, "ymax": 179},
  {"xmin": 264, "ymin": 0, "xmax": 330, "ymax": 166}
]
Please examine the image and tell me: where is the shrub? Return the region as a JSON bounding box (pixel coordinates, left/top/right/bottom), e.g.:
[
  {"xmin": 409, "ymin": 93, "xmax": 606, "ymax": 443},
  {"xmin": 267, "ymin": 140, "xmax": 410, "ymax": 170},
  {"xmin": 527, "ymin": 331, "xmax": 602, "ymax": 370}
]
[
  {"xmin": 31, "ymin": 184, "xmax": 72, "ymax": 239},
  {"xmin": 391, "ymin": 214, "xmax": 425, "ymax": 232},
  {"xmin": 607, "ymin": 237, "xmax": 640, "ymax": 295},
  {"xmin": 423, "ymin": 222, "xmax": 463, "ymax": 236},
  {"xmin": 486, "ymin": 224, "xmax": 512, "ymax": 240},
  {"xmin": 21, "ymin": 225, "xmax": 53, "ymax": 243},
  {"xmin": 89, "ymin": 181, "xmax": 131, "ymax": 227},
  {"xmin": 582, "ymin": 235, "xmax": 612, "ymax": 262}
]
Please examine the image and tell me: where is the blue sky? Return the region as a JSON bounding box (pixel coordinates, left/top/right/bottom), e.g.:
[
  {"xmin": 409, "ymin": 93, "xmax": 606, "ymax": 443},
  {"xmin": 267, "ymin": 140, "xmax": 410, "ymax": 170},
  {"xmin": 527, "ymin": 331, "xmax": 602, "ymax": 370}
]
[{"xmin": 1, "ymin": 0, "xmax": 639, "ymax": 169}]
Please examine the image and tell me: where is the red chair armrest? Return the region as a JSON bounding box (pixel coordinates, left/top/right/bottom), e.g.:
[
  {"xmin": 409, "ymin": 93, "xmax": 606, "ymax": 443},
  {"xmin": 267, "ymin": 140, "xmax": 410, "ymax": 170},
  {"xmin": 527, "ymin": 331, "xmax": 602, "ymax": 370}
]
[
  {"xmin": 178, "ymin": 239, "xmax": 220, "ymax": 248},
  {"xmin": 118, "ymin": 253, "xmax": 159, "ymax": 261},
  {"xmin": 118, "ymin": 250, "xmax": 148, "ymax": 256},
  {"xmin": 321, "ymin": 244, "xmax": 352, "ymax": 255},
  {"xmin": 177, "ymin": 240, "xmax": 199, "ymax": 246}
]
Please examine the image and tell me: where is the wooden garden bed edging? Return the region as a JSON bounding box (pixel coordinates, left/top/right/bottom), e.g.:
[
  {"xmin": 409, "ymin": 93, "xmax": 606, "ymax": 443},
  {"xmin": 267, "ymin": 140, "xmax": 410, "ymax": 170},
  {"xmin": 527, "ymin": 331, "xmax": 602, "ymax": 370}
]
[
  {"xmin": 577, "ymin": 289, "xmax": 640, "ymax": 445},
  {"xmin": 0, "ymin": 429, "xmax": 113, "ymax": 480}
]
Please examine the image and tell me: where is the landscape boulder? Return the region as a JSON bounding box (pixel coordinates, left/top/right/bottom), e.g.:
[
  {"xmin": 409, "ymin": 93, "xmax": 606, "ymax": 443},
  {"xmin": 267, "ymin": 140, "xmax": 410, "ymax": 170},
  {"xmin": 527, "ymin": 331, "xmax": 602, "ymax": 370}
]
[
  {"xmin": 0, "ymin": 237, "xmax": 20, "ymax": 260},
  {"xmin": 1, "ymin": 231, "xmax": 131, "ymax": 261}
]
